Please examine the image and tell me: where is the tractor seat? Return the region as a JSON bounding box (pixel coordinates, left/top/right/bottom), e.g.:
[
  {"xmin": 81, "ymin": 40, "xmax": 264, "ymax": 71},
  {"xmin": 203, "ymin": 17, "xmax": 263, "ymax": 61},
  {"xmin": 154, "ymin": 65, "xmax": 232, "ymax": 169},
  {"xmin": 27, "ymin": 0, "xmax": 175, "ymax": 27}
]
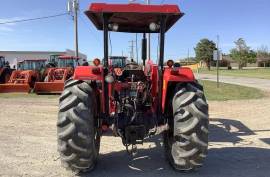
[
  {"xmin": 124, "ymin": 62, "xmax": 142, "ymax": 70},
  {"xmin": 119, "ymin": 68, "xmax": 146, "ymax": 82}
]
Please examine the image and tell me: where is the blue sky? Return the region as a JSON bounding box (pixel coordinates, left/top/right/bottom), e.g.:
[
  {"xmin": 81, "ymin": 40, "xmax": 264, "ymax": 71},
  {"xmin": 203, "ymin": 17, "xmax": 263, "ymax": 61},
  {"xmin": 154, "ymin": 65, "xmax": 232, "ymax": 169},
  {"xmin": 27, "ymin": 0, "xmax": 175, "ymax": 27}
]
[{"xmin": 0, "ymin": 0, "xmax": 269, "ymax": 62}]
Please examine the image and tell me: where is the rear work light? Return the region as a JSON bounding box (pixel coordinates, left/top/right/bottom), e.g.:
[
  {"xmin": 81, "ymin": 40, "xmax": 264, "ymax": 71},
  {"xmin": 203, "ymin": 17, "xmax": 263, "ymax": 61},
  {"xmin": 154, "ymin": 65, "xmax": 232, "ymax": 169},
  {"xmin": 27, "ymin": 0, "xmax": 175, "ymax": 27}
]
[
  {"xmin": 93, "ymin": 58, "xmax": 101, "ymax": 66},
  {"xmin": 167, "ymin": 60, "xmax": 174, "ymax": 68}
]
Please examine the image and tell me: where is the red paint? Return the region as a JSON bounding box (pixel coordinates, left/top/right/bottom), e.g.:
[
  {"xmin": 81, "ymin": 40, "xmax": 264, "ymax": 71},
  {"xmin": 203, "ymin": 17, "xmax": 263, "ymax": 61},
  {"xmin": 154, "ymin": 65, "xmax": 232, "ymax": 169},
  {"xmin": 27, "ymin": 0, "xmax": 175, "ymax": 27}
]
[
  {"xmin": 58, "ymin": 55, "xmax": 80, "ymax": 60},
  {"xmin": 88, "ymin": 3, "xmax": 181, "ymax": 13},
  {"xmin": 73, "ymin": 66, "xmax": 105, "ymax": 113},
  {"xmin": 73, "ymin": 66, "xmax": 103, "ymax": 81},
  {"xmin": 85, "ymin": 3, "xmax": 184, "ymax": 33},
  {"xmin": 162, "ymin": 67, "xmax": 195, "ymax": 112},
  {"xmin": 34, "ymin": 67, "xmax": 74, "ymax": 94}
]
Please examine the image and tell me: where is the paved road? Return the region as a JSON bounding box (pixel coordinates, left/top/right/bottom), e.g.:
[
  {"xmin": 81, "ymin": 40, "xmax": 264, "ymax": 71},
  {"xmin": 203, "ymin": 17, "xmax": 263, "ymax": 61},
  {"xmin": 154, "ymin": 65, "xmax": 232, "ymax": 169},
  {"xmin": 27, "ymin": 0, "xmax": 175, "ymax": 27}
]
[{"xmin": 196, "ymin": 73, "xmax": 270, "ymax": 91}]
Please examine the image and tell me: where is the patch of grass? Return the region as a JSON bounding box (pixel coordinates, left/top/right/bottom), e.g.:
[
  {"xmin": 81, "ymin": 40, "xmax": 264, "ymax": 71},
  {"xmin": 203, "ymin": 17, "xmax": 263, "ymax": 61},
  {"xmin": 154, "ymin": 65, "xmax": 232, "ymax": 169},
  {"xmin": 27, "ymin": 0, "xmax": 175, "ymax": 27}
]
[
  {"xmin": 0, "ymin": 81, "xmax": 266, "ymax": 102},
  {"xmin": 200, "ymin": 80, "xmax": 265, "ymax": 101},
  {"xmin": 198, "ymin": 68, "xmax": 270, "ymax": 79},
  {"xmin": 0, "ymin": 93, "xmax": 58, "ymax": 99}
]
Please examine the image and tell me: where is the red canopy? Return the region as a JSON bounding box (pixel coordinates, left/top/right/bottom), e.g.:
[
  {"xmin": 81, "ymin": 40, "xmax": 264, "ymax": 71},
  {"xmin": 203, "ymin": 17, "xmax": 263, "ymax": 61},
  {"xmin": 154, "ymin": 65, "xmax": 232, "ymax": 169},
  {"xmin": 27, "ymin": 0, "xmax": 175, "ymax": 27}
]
[
  {"xmin": 58, "ymin": 56, "xmax": 80, "ymax": 60},
  {"xmin": 85, "ymin": 3, "xmax": 184, "ymax": 33}
]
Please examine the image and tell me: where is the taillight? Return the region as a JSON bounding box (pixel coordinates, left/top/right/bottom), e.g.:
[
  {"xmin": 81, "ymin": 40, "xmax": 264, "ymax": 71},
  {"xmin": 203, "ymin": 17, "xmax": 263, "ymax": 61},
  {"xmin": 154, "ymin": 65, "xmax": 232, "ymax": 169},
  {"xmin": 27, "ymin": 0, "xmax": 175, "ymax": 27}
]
[{"xmin": 92, "ymin": 67, "xmax": 101, "ymax": 74}]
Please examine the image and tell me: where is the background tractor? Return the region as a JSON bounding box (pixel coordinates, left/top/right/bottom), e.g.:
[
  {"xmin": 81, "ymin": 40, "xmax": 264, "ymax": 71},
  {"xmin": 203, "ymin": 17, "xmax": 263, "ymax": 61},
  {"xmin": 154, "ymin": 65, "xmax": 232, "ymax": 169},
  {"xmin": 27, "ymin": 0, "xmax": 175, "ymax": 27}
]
[
  {"xmin": 57, "ymin": 3, "xmax": 209, "ymax": 172},
  {"xmin": 0, "ymin": 59, "xmax": 45, "ymax": 93},
  {"xmin": 109, "ymin": 56, "xmax": 128, "ymax": 68},
  {"xmin": 0, "ymin": 56, "xmax": 14, "ymax": 84},
  {"xmin": 34, "ymin": 55, "xmax": 78, "ymax": 94}
]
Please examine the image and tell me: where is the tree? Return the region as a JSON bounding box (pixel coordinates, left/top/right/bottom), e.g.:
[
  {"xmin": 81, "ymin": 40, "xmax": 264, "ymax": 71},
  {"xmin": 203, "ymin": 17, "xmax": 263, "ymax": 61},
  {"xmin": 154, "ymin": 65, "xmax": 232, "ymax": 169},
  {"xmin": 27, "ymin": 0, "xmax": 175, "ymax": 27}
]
[
  {"xmin": 194, "ymin": 39, "xmax": 216, "ymax": 70},
  {"xmin": 230, "ymin": 38, "xmax": 256, "ymax": 69},
  {"xmin": 257, "ymin": 45, "xmax": 270, "ymax": 67}
]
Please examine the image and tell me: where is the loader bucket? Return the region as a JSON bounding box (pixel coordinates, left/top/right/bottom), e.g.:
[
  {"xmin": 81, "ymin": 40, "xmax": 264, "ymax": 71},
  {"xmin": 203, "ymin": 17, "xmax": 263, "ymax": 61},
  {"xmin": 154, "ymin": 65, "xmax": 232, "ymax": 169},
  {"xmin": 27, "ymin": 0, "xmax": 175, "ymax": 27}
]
[
  {"xmin": 34, "ymin": 82, "xmax": 64, "ymax": 94},
  {"xmin": 0, "ymin": 83, "xmax": 31, "ymax": 93}
]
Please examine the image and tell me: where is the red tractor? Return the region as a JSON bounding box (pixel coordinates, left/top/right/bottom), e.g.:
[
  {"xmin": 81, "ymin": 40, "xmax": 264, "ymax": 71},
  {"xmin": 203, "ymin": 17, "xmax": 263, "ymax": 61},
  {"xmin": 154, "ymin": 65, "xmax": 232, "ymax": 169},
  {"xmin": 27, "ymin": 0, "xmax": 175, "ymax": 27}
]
[
  {"xmin": 57, "ymin": 3, "xmax": 209, "ymax": 172},
  {"xmin": 0, "ymin": 59, "xmax": 45, "ymax": 93},
  {"xmin": 34, "ymin": 55, "xmax": 78, "ymax": 94}
]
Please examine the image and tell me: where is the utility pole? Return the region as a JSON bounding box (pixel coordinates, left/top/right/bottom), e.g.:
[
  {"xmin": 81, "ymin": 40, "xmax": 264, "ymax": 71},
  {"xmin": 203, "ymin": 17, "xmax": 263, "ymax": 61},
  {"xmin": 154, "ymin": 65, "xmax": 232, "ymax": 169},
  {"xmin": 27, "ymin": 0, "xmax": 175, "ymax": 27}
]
[
  {"xmin": 146, "ymin": 0, "xmax": 151, "ymax": 61},
  {"xmin": 129, "ymin": 40, "xmax": 135, "ymax": 60},
  {"xmin": 136, "ymin": 33, "xmax": 138, "ymax": 63},
  {"xmin": 216, "ymin": 35, "xmax": 220, "ymax": 88},
  {"xmin": 68, "ymin": 0, "xmax": 79, "ymax": 58}
]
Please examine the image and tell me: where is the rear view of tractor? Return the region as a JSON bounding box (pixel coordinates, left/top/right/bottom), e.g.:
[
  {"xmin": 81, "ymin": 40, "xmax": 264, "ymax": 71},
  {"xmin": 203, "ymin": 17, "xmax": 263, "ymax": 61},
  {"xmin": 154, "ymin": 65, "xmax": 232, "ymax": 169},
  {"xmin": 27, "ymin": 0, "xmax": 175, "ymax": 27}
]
[
  {"xmin": 0, "ymin": 56, "xmax": 14, "ymax": 84},
  {"xmin": 0, "ymin": 59, "xmax": 45, "ymax": 93},
  {"xmin": 34, "ymin": 55, "xmax": 78, "ymax": 94},
  {"xmin": 57, "ymin": 3, "xmax": 209, "ymax": 172}
]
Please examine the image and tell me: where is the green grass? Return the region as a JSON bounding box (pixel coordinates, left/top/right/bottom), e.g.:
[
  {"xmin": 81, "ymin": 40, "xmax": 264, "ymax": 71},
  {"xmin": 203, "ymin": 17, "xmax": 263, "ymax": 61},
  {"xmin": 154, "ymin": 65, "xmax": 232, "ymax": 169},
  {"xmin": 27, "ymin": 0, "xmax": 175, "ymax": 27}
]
[
  {"xmin": 0, "ymin": 93, "xmax": 59, "ymax": 99},
  {"xmin": 198, "ymin": 68, "xmax": 270, "ymax": 79},
  {"xmin": 0, "ymin": 81, "xmax": 266, "ymax": 102},
  {"xmin": 200, "ymin": 80, "xmax": 265, "ymax": 101}
]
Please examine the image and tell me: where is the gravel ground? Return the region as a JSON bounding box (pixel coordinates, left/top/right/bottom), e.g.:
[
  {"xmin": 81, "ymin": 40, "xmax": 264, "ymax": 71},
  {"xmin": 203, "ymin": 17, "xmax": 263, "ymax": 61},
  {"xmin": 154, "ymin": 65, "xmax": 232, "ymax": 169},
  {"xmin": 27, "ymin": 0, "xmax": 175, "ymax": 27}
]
[{"xmin": 0, "ymin": 95, "xmax": 270, "ymax": 177}]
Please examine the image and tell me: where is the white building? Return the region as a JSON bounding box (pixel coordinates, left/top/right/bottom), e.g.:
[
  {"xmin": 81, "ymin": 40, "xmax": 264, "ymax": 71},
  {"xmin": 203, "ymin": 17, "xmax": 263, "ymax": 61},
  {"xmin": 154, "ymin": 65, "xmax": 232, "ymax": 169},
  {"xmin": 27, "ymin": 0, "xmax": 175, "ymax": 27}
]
[{"xmin": 0, "ymin": 49, "xmax": 87, "ymax": 68}]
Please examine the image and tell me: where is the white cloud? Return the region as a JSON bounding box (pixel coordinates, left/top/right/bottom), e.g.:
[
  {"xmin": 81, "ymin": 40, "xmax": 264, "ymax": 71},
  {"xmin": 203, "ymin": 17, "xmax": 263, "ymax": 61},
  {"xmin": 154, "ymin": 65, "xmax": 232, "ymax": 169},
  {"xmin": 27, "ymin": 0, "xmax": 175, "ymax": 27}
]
[
  {"xmin": 0, "ymin": 17, "xmax": 24, "ymax": 33},
  {"xmin": 0, "ymin": 26, "xmax": 14, "ymax": 32}
]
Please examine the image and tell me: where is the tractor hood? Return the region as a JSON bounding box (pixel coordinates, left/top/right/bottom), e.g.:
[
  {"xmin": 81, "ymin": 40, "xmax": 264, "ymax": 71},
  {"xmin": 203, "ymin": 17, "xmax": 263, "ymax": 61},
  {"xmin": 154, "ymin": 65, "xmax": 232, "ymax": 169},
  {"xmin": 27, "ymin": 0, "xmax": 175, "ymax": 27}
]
[{"xmin": 85, "ymin": 3, "xmax": 184, "ymax": 33}]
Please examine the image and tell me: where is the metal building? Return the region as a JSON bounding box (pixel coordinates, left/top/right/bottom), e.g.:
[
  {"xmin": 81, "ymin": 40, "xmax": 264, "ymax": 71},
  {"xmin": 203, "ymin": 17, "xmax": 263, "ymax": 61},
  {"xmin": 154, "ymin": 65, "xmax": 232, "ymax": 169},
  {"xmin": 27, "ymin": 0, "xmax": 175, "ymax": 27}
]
[{"xmin": 0, "ymin": 49, "xmax": 87, "ymax": 68}]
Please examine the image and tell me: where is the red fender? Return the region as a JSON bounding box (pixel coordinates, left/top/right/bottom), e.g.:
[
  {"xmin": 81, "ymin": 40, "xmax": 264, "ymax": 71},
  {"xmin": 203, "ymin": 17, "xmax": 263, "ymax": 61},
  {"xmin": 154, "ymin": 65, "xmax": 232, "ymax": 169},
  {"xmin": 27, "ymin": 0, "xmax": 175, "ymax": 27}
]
[
  {"xmin": 73, "ymin": 66, "xmax": 104, "ymax": 81},
  {"xmin": 162, "ymin": 67, "xmax": 195, "ymax": 112},
  {"xmin": 73, "ymin": 66, "xmax": 105, "ymax": 113}
]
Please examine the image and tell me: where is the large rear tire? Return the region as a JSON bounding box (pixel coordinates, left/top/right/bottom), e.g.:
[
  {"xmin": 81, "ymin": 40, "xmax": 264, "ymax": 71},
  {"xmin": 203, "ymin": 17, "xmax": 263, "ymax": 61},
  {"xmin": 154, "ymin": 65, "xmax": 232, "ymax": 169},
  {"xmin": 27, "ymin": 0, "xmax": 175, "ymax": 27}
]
[
  {"xmin": 164, "ymin": 82, "xmax": 209, "ymax": 171},
  {"xmin": 57, "ymin": 79, "xmax": 100, "ymax": 172}
]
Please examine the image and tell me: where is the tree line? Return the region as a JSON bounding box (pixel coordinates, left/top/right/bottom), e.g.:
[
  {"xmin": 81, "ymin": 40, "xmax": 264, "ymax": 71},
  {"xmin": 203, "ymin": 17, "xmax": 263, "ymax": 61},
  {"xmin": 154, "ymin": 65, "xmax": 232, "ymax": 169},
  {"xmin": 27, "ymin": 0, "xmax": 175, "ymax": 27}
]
[{"xmin": 194, "ymin": 38, "xmax": 270, "ymax": 70}]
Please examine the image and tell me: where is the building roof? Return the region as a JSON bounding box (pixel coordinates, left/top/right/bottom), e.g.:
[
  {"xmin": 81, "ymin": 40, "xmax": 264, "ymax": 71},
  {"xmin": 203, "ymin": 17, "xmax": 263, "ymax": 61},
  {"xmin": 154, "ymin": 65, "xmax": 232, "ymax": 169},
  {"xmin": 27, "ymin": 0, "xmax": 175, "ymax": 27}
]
[{"xmin": 0, "ymin": 51, "xmax": 65, "ymax": 54}]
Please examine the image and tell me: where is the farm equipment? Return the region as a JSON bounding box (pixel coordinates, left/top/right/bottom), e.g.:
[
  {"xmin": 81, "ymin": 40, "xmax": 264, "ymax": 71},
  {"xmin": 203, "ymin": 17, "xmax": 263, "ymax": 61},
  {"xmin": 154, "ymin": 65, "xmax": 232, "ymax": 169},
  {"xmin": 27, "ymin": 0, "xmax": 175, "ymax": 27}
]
[
  {"xmin": 34, "ymin": 55, "xmax": 78, "ymax": 94},
  {"xmin": 57, "ymin": 3, "xmax": 209, "ymax": 172},
  {"xmin": 0, "ymin": 59, "xmax": 45, "ymax": 93},
  {"xmin": 109, "ymin": 56, "xmax": 127, "ymax": 68},
  {"xmin": 0, "ymin": 56, "xmax": 14, "ymax": 84}
]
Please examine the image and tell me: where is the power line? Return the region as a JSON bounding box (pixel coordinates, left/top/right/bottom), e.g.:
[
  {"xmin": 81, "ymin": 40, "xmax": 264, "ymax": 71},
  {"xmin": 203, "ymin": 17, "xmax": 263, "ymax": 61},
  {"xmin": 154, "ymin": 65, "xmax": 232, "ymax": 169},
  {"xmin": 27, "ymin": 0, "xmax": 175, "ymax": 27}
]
[
  {"xmin": 0, "ymin": 13, "xmax": 68, "ymax": 25},
  {"xmin": 78, "ymin": 13, "xmax": 102, "ymax": 44}
]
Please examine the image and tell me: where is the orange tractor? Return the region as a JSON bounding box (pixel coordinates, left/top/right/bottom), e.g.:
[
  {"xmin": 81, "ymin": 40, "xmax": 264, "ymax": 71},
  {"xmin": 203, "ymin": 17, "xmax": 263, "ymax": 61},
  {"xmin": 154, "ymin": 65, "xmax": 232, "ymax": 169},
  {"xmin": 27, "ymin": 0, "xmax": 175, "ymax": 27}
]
[
  {"xmin": 0, "ymin": 59, "xmax": 46, "ymax": 93},
  {"xmin": 0, "ymin": 56, "xmax": 14, "ymax": 84},
  {"xmin": 34, "ymin": 55, "xmax": 78, "ymax": 94}
]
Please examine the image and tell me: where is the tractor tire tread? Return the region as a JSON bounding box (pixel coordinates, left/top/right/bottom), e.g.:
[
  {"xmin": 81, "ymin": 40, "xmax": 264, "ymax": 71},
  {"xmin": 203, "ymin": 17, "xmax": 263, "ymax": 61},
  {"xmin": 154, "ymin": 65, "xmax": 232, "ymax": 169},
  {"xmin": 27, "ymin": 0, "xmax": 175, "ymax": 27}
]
[
  {"xmin": 57, "ymin": 79, "xmax": 100, "ymax": 172},
  {"xmin": 164, "ymin": 82, "xmax": 209, "ymax": 171}
]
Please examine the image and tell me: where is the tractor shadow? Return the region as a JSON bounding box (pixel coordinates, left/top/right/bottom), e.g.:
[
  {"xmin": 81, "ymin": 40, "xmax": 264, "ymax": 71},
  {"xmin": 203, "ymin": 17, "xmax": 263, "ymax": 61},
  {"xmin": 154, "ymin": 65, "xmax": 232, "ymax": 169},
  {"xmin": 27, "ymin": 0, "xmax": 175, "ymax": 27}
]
[{"xmin": 79, "ymin": 118, "xmax": 270, "ymax": 177}]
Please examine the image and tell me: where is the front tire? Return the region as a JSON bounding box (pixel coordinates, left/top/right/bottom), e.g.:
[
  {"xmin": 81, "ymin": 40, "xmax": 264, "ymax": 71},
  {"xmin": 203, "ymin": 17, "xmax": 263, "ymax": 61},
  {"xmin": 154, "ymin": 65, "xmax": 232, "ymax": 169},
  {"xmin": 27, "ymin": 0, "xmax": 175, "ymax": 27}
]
[
  {"xmin": 57, "ymin": 79, "xmax": 100, "ymax": 172},
  {"xmin": 164, "ymin": 82, "xmax": 209, "ymax": 171}
]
